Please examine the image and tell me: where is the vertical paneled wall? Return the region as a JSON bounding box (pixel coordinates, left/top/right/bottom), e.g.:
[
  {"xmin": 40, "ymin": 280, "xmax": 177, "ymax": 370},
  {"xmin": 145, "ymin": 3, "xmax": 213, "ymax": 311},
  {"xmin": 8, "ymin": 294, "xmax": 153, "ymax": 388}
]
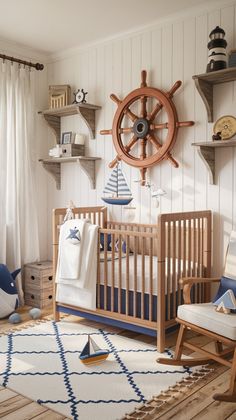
[{"xmin": 46, "ymin": 1, "xmax": 236, "ymax": 274}]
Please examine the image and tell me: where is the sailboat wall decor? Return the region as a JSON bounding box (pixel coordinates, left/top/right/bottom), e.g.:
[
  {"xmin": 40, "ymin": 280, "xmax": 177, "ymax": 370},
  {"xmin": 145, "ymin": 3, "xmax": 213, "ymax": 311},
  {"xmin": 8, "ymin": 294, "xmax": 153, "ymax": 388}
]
[
  {"xmin": 79, "ymin": 335, "xmax": 109, "ymax": 365},
  {"xmin": 102, "ymin": 164, "xmax": 133, "ymax": 206}
]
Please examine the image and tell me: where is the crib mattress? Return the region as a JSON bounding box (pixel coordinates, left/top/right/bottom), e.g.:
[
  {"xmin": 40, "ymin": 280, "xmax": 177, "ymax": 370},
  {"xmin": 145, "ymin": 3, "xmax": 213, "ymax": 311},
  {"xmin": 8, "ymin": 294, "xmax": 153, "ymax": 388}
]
[
  {"xmin": 99, "ymin": 254, "xmax": 160, "ymax": 295},
  {"xmin": 98, "ymin": 254, "xmax": 187, "ymax": 295},
  {"xmin": 56, "ymin": 254, "xmax": 192, "ymax": 310}
]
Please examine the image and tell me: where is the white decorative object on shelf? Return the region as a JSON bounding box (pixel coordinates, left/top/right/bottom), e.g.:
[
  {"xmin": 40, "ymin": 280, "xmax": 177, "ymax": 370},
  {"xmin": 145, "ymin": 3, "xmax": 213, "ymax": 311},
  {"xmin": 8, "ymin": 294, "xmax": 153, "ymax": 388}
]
[
  {"xmin": 49, "ymin": 144, "xmax": 62, "ymax": 158},
  {"xmin": 75, "ymin": 133, "xmax": 85, "ymax": 145}
]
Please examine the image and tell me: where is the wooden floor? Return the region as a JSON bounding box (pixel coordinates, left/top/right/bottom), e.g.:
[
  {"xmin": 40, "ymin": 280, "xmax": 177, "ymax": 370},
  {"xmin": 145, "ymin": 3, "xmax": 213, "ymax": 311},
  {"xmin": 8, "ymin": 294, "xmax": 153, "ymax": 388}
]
[{"xmin": 0, "ymin": 306, "xmax": 236, "ymax": 420}]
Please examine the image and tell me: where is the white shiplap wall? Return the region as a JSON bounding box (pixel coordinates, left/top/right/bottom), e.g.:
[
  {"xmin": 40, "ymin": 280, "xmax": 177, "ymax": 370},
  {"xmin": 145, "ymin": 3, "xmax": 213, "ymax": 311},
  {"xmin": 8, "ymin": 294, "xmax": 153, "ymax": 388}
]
[{"xmin": 46, "ymin": 1, "xmax": 236, "ymax": 275}]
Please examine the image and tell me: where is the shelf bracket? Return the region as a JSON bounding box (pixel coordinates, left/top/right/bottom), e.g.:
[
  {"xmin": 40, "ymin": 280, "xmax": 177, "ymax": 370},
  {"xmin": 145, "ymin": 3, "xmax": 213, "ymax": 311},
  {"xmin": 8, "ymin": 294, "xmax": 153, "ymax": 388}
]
[
  {"xmin": 40, "ymin": 161, "xmax": 61, "ymax": 189},
  {"xmin": 78, "ymin": 159, "xmax": 96, "ymax": 189},
  {"xmin": 75, "ymin": 107, "xmax": 96, "ymax": 139},
  {"xmin": 43, "ymin": 115, "xmax": 61, "ymax": 143},
  {"xmin": 193, "ymin": 78, "xmax": 213, "ymax": 122},
  {"xmin": 196, "ymin": 145, "xmax": 215, "ymax": 184},
  {"xmin": 39, "ymin": 157, "xmax": 100, "ymax": 190}
]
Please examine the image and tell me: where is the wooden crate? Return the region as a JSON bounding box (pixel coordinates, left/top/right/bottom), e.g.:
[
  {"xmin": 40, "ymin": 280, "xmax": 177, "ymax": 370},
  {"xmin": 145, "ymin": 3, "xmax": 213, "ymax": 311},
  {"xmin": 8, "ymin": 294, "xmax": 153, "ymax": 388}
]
[
  {"xmin": 24, "ymin": 261, "xmax": 53, "ymax": 309},
  {"xmin": 24, "ymin": 289, "xmax": 53, "ymax": 309}
]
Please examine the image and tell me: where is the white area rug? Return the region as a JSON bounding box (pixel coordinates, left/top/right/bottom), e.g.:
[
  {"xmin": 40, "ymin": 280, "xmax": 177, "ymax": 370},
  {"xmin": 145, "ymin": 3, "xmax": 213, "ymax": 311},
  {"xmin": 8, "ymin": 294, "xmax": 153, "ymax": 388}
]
[{"xmin": 0, "ymin": 320, "xmax": 195, "ymax": 420}]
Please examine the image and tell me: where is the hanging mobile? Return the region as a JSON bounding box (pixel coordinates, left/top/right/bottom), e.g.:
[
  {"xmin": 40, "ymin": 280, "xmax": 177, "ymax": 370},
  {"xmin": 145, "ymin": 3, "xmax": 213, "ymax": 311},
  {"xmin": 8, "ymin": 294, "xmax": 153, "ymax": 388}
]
[
  {"xmin": 100, "ymin": 70, "xmax": 194, "ymax": 185},
  {"xmin": 101, "ymin": 163, "xmax": 133, "ymax": 206}
]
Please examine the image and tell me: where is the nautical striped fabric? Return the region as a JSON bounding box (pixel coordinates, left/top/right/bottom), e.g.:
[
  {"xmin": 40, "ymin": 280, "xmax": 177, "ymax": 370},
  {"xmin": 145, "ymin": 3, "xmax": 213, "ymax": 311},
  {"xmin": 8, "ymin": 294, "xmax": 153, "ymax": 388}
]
[{"xmin": 103, "ymin": 166, "xmax": 132, "ymax": 196}]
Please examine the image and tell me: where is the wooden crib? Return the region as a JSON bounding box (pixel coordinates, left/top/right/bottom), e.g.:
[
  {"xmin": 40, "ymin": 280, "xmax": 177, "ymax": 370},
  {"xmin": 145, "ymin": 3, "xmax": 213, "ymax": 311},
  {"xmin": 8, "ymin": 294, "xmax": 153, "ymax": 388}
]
[{"xmin": 53, "ymin": 206, "xmax": 212, "ymax": 352}]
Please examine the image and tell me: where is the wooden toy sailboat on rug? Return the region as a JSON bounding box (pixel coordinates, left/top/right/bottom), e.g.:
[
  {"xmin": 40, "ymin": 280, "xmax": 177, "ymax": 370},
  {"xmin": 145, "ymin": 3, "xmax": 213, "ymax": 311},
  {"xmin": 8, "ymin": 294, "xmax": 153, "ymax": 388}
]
[
  {"xmin": 101, "ymin": 164, "xmax": 133, "ymax": 206},
  {"xmin": 79, "ymin": 335, "xmax": 109, "ymax": 365}
]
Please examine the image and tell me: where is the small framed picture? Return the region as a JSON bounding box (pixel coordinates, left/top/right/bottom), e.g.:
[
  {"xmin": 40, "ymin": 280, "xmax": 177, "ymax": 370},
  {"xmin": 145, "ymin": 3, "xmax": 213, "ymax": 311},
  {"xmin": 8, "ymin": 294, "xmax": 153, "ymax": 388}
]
[{"xmin": 61, "ymin": 131, "xmax": 72, "ymax": 144}]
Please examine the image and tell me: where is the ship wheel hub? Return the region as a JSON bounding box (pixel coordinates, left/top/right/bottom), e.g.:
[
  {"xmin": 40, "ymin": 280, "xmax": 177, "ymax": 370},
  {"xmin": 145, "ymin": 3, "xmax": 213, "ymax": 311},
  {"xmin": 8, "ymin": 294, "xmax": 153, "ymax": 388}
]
[{"xmin": 132, "ymin": 118, "xmax": 149, "ymax": 139}]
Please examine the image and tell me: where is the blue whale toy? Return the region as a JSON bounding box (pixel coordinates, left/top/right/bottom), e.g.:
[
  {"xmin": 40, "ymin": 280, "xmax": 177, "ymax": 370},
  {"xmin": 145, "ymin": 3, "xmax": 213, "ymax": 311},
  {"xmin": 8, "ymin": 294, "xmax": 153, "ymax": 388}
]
[{"xmin": 0, "ymin": 264, "xmax": 20, "ymax": 318}]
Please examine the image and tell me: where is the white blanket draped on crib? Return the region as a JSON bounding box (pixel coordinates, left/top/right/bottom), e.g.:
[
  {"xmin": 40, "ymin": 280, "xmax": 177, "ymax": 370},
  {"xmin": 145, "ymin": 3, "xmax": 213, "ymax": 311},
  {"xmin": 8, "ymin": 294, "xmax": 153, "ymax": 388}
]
[
  {"xmin": 56, "ymin": 220, "xmax": 98, "ymax": 310},
  {"xmin": 58, "ymin": 219, "xmax": 88, "ymax": 279}
]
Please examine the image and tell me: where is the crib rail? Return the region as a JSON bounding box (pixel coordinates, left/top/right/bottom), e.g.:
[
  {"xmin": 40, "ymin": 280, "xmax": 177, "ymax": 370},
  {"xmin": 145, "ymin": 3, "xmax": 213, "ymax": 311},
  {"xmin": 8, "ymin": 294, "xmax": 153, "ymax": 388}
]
[{"xmin": 53, "ymin": 206, "xmax": 107, "ymax": 234}]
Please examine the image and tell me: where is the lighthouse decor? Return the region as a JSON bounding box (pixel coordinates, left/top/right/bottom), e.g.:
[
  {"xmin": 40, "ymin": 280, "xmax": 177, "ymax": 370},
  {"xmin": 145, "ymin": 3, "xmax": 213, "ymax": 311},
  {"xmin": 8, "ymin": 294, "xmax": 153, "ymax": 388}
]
[{"xmin": 207, "ymin": 26, "xmax": 227, "ymax": 72}]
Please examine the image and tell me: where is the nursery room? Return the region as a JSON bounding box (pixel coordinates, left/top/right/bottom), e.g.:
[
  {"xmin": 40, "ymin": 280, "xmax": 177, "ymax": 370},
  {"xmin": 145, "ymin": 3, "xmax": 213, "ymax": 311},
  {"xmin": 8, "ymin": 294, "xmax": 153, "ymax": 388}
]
[{"xmin": 1, "ymin": 0, "xmax": 236, "ymax": 419}]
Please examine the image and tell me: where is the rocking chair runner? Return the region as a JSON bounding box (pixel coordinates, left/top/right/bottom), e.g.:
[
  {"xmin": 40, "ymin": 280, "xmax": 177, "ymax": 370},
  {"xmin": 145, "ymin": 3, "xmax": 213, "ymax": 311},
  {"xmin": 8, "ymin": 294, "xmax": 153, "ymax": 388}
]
[{"xmin": 158, "ymin": 231, "xmax": 236, "ymax": 402}]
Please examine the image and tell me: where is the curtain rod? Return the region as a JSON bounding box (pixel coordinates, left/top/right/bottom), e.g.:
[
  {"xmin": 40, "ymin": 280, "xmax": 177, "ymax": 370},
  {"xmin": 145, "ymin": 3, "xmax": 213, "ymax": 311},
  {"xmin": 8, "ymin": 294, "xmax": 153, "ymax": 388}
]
[{"xmin": 0, "ymin": 53, "xmax": 44, "ymax": 70}]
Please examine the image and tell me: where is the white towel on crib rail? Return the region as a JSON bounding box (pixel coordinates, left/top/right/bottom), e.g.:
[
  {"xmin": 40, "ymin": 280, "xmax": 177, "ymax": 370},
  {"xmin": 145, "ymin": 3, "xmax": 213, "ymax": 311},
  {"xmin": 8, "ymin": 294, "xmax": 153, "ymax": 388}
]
[
  {"xmin": 56, "ymin": 220, "xmax": 98, "ymax": 310},
  {"xmin": 58, "ymin": 219, "xmax": 87, "ymax": 279}
]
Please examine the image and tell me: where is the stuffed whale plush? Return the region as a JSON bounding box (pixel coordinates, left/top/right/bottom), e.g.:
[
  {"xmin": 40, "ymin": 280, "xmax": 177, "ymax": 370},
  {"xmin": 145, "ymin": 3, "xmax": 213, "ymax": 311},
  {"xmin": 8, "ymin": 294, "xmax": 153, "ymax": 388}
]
[{"xmin": 0, "ymin": 264, "xmax": 20, "ymax": 318}]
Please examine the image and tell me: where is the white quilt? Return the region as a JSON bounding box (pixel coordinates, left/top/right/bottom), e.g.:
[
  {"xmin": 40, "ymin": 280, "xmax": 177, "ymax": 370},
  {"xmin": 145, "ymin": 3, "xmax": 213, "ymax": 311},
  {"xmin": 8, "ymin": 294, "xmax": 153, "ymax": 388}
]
[{"xmin": 56, "ymin": 220, "xmax": 98, "ymax": 310}]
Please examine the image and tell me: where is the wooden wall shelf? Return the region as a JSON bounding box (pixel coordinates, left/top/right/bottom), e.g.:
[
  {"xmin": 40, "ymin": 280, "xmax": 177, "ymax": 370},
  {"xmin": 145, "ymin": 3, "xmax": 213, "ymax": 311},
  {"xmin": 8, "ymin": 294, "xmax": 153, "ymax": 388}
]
[
  {"xmin": 39, "ymin": 156, "xmax": 101, "ymax": 190},
  {"xmin": 192, "ymin": 68, "xmax": 236, "ymax": 122},
  {"xmin": 192, "ymin": 140, "xmax": 236, "ymax": 184},
  {"xmin": 39, "ymin": 103, "xmax": 101, "ymax": 141}
]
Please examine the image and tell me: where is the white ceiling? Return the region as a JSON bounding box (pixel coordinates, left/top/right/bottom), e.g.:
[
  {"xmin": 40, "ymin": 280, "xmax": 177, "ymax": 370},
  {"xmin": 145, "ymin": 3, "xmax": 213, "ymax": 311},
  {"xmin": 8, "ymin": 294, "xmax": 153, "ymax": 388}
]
[{"xmin": 0, "ymin": 0, "xmax": 218, "ymax": 56}]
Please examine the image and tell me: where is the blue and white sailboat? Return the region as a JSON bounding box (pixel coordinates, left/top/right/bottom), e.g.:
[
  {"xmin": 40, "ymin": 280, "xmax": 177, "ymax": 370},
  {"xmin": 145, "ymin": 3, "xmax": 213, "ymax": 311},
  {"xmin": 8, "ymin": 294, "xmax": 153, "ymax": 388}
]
[
  {"xmin": 101, "ymin": 165, "xmax": 133, "ymax": 206},
  {"xmin": 79, "ymin": 335, "xmax": 109, "ymax": 365}
]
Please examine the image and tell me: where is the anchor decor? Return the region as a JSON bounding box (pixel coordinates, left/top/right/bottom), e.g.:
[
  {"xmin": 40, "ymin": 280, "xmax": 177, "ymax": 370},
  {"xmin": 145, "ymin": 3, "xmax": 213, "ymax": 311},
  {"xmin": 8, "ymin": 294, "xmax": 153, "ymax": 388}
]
[{"xmin": 100, "ymin": 70, "xmax": 194, "ymax": 185}]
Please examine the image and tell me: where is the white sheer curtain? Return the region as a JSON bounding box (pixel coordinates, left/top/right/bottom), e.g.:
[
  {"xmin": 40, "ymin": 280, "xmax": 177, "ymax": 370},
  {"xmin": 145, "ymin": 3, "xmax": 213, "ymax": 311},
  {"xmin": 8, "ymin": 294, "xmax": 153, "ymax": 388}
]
[{"xmin": 0, "ymin": 61, "xmax": 40, "ymax": 303}]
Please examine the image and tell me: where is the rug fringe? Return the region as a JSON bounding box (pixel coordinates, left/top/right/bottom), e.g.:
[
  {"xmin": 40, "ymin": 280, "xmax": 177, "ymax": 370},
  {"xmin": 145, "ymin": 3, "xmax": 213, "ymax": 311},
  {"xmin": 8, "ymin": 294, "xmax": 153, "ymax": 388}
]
[
  {"xmin": 0, "ymin": 314, "xmax": 68, "ymax": 336},
  {"xmin": 121, "ymin": 365, "xmax": 214, "ymax": 419}
]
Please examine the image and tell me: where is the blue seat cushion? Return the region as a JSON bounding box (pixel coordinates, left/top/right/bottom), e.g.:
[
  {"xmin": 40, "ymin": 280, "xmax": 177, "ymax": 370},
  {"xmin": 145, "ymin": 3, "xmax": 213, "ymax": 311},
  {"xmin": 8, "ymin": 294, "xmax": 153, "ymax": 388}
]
[{"xmin": 213, "ymin": 276, "xmax": 236, "ymax": 304}]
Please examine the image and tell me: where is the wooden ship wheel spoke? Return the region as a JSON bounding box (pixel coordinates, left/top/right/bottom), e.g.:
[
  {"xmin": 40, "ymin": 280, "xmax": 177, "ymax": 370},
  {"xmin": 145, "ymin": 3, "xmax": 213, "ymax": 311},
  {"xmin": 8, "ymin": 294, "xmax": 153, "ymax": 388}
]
[{"xmin": 100, "ymin": 70, "xmax": 194, "ymax": 185}]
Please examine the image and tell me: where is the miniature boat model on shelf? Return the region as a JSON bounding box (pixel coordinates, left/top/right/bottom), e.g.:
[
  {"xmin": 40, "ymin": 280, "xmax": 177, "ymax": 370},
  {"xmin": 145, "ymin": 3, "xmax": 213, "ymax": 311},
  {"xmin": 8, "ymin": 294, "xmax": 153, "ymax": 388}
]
[
  {"xmin": 101, "ymin": 164, "xmax": 133, "ymax": 206},
  {"xmin": 79, "ymin": 335, "xmax": 109, "ymax": 365}
]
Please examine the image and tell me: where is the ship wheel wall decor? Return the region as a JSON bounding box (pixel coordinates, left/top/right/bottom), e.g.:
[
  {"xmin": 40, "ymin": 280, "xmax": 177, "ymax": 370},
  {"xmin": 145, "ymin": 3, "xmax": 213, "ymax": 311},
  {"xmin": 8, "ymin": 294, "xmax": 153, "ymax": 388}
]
[{"xmin": 100, "ymin": 70, "xmax": 194, "ymax": 185}]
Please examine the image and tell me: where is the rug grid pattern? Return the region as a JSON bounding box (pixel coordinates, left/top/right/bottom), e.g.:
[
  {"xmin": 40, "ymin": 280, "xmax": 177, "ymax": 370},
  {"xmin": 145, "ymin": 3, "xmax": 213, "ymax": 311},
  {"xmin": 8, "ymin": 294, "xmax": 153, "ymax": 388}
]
[{"xmin": 0, "ymin": 321, "xmax": 192, "ymax": 420}]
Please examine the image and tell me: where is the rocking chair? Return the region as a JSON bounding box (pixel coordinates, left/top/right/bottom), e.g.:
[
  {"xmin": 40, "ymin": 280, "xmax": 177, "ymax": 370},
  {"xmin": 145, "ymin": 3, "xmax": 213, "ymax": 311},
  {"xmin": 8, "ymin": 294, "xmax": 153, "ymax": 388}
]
[{"xmin": 157, "ymin": 230, "xmax": 236, "ymax": 402}]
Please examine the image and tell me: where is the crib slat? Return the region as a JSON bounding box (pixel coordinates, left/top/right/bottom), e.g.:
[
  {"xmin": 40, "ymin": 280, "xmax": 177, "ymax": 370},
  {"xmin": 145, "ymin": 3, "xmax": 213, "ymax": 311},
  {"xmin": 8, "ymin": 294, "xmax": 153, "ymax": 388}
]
[
  {"xmin": 134, "ymin": 235, "xmax": 138, "ymax": 318},
  {"xmin": 149, "ymin": 237, "xmax": 153, "ymax": 321},
  {"xmin": 193, "ymin": 218, "xmax": 197, "ymax": 277},
  {"xmin": 201, "ymin": 217, "xmax": 205, "ymax": 301},
  {"xmin": 141, "ymin": 235, "xmax": 145, "ymax": 320},
  {"xmin": 187, "ymin": 219, "xmax": 191, "ymax": 277},
  {"xmin": 104, "ymin": 233, "xmax": 108, "ymax": 310},
  {"xmin": 177, "ymin": 220, "xmax": 182, "ymax": 306},
  {"xmin": 197, "ymin": 218, "xmax": 201, "ymax": 302},
  {"xmin": 126, "ymin": 235, "xmax": 130, "ymax": 316},
  {"xmin": 97, "ymin": 239, "xmax": 101, "ymax": 309},
  {"xmin": 172, "ymin": 221, "xmax": 176, "ymax": 318},
  {"xmin": 118, "ymin": 233, "xmax": 122, "ymax": 314},
  {"xmin": 200, "ymin": 218, "xmax": 205, "ymax": 302},
  {"xmin": 183, "ymin": 219, "xmax": 187, "ymax": 279},
  {"xmin": 111, "ymin": 233, "xmax": 115, "ymax": 313},
  {"xmin": 166, "ymin": 221, "xmax": 171, "ymax": 321},
  {"xmin": 98, "ymin": 211, "xmax": 101, "ymax": 227},
  {"xmin": 197, "ymin": 217, "xmax": 201, "ymax": 277}
]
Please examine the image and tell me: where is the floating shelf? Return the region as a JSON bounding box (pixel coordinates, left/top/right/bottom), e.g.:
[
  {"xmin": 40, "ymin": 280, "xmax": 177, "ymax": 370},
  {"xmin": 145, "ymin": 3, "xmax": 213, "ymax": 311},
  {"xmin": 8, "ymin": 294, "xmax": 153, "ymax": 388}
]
[
  {"xmin": 192, "ymin": 68, "xmax": 236, "ymax": 122},
  {"xmin": 192, "ymin": 140, "xmax": 236, "ymax": 184},
  {"xmin": 39, "ymin": 156, "xmax": 101, "ymax": 190},
  {"xmin": 39, "ymin": 103, "xmax": 101, "ymax": 142}
]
